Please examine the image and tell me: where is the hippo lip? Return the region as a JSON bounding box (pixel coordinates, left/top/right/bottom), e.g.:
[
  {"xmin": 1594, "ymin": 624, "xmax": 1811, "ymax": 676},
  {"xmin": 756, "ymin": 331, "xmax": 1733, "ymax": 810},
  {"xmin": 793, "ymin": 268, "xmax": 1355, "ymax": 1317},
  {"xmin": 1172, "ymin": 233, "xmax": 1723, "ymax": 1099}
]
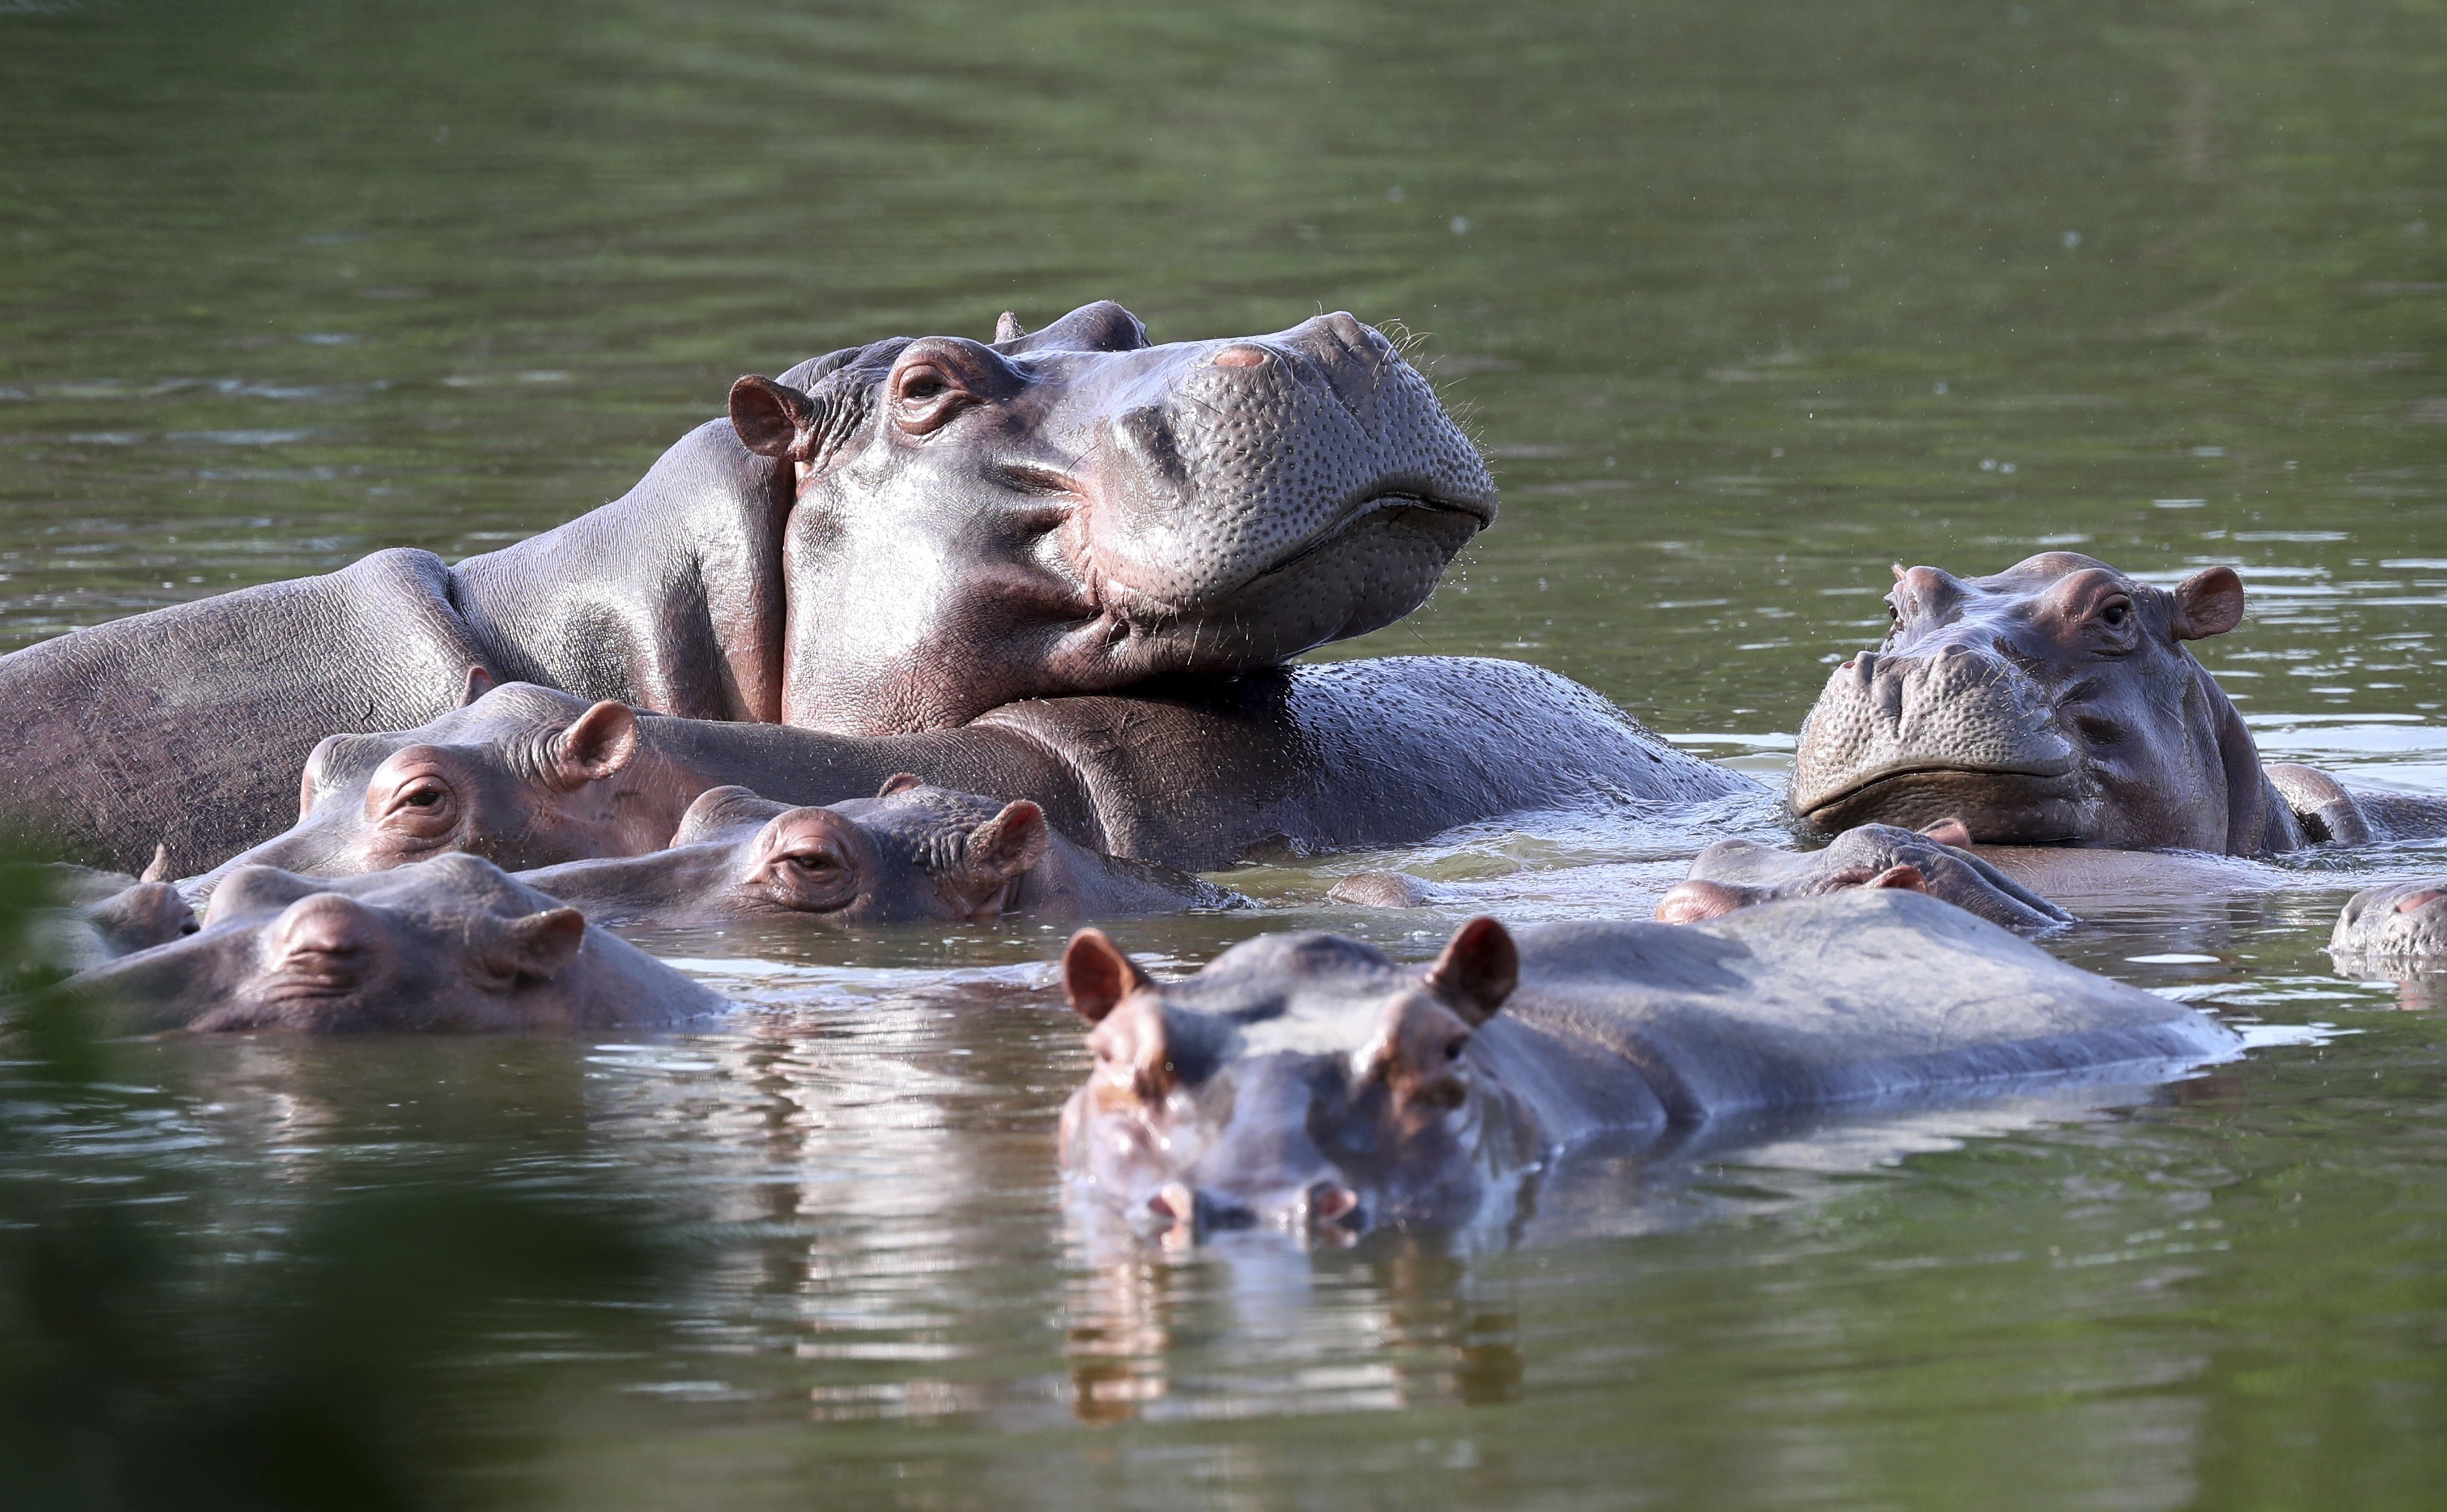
[
  {"xmin": 1795, "ymin": 760, "xmax": 2080, "ymax": 821},
  {"xmin": 1244, "ymin": 488, "xmax": 1494, "ymax": 585}
]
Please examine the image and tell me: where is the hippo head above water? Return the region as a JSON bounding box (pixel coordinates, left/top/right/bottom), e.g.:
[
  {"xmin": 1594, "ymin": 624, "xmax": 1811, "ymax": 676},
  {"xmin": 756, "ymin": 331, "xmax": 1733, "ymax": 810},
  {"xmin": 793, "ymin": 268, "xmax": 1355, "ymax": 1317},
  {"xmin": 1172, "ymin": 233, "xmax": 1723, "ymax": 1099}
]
[
  {"xmin": 1057, "ymin": 918, "xmax": 1535, "ymax": 1243},
  {"xmin": 57, "ymin": 853, "xmax": 721, "ymax": 1033},
  {"xmin": 730, "ymin": 301, "xmax": 1497, "ymax": 732},
  {"xmin": 1789, "ymin": 553, "xmax": 2299, "ymax": 854}
]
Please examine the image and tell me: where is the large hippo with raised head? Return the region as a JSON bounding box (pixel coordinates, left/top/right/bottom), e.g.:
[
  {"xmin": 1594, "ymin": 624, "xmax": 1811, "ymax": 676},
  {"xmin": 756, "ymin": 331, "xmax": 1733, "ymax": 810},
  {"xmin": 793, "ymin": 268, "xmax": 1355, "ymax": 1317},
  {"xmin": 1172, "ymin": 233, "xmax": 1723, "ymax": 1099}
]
[
  {"xmin": 0, "ymin": 302, "xmax": 1512, "ymax": 874},
  {"xmin": 1789, "ymin": 553, "xmax": 2447, "ymax": 855},
  {"xmin": 1056, "ymin": 889, "xmax": 2240, "ymax": 1243}
]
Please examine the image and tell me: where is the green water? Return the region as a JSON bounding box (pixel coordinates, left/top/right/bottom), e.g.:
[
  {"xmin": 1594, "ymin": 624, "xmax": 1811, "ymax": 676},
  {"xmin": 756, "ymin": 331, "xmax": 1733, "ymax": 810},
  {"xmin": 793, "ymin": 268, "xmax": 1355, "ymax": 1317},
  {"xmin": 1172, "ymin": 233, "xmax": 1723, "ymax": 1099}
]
[{"xmin": 5, "ymin": 0, "xmax": 2447, "ymax": 1505}]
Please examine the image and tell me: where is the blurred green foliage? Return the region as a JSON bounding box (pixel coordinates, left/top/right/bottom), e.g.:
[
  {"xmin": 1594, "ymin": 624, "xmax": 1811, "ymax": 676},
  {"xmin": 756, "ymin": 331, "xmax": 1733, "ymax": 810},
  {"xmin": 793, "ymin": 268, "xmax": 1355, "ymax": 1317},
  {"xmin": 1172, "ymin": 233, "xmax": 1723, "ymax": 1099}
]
[{"xmin": 0, "ymin": 866, "xmax": 669, "ymax": 1512}]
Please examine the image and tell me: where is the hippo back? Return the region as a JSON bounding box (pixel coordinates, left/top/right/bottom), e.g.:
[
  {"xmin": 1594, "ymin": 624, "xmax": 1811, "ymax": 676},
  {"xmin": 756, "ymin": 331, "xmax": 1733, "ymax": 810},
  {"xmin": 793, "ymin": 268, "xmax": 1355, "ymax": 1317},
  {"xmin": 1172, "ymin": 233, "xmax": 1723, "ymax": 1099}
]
[{"xmin": 1505, "ymin": 890, "xmax": 2240, "ymax": 1122}]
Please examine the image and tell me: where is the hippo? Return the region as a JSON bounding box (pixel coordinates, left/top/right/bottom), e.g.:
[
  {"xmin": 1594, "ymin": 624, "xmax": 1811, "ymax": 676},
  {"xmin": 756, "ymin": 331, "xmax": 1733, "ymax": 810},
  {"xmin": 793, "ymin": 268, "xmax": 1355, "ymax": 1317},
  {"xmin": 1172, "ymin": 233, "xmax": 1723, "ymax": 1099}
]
[
  {"xmin": 1789, "ymin": 553, "xmax": 2447, "ymax": 855},
  {"xmin": 2330, "ymin": 880, "xmax": 2447, "ymax": 963},
  {"xmin": 1654, "ymin": 821, "xmax": 2074, "ymax": 930},
  {"xmin": 1056, "ymin": 889, "xmax": 2241, "ymax": 1242},
  {"xmin": 10, "ymin": 862, "xmax": 200, "ymax": 976},
  {"xmin": 513, "ymin": 778, "xmax": 1244, "ymax": 929},
  {"xmin": 39, "ymin": 853, "xmax": 723, "ymax": 1034},
  {"xmin": 0, "ymin": 303, "xmax": 1497, "ymax": 874},
  {"xmin": 195, "ymin": 662, "xmax": 1750, "ymax": 887}
]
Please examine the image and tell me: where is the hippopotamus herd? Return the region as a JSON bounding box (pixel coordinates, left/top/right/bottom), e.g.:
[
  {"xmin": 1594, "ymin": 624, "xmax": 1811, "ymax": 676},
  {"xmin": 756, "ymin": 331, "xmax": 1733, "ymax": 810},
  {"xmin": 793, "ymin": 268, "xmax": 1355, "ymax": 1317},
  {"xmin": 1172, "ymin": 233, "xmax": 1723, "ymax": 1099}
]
[{"xmin": 6, "ymin": 301, "xmax": 2437, "ymax": 1244}]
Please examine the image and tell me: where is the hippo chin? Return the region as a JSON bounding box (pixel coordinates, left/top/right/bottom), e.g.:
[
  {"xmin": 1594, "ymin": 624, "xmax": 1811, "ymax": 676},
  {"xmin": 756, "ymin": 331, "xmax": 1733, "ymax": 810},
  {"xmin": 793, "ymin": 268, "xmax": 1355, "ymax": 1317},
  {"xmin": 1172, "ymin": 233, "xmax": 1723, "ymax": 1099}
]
[
  {"xmin": 0, "ymin": 302, "xmax": 1493, "ymax": 874},
  {"xmin": 1057, "ymin": 891, "xmax": 2239, "ymax": 1245},
  {"xmin": 1656, "ymin": 821, "xmax": 2074, "ymax": 931},
  {"xmin": 45, "ymin": 853, "xmax": 722, "ymax": 1034},
  {"xmin": 197, "ymin": 663, "xmax": 1750, "ymax": 886},
  {"xmin": 1789, "ymin": 553, "xmax": 2447, "ymax": 855},
  {"xmin": 2331, "ymin": 881, "xmax": 2447, "ymax": 962},
  {"xmin": 514, "ymin": 779, "xmax": 1244, "ymax": 930}
]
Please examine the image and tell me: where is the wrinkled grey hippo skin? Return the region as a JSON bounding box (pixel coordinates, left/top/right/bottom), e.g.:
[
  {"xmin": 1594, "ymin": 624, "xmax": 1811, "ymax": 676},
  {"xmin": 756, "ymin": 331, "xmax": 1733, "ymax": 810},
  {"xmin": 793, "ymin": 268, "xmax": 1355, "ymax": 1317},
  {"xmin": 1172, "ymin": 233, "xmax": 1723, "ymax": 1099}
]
[
  {"xmin": 0, "ymin": 302, "xmax": 1494, "ymax": 875},
  {"xmin": 2331, "ymin": 880, "xmax": 2447, "ymax": 962},
  {"xmin": 1655, "ymin": 821, "xmax": 2074, "ymax": 930},
  {"xmin": 9, "ymin": 863, "xmax": 200, "ymax": 975},
  {"xmin": 42, "ymin": 853, "xmax": 723, "ymax": 1034},
  {"xmin": 1790, "ymin": 553, "xmax": 2447, "ymax": 855},
  {"xmin": 1056, "ymin": 889, "xmax": 2240, "ymax": 1242},
  {"xmin": 195, "ymin": 663, "xmax": 1749, "ymax": 887},
  {"xmin": 514, "ymin": 778, "xmax": 1245, "ymax": 930}
]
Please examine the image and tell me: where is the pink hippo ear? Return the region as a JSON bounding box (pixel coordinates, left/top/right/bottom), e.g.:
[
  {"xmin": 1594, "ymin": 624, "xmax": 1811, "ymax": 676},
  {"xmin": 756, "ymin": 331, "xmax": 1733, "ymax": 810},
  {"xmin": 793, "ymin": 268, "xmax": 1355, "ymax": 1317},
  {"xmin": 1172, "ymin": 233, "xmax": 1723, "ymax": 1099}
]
[
  {"xmin": 1425, "ymin": 915, "xmax": 1518, "ymax": 1025},
  {"xmin": 1063, "ymin": 928, "xmax": 1154, "ymax": 1025},
  {"xmin": 1655, "ymin": 879, "xmax": 1750, "ymax": 923},
  {"xmin": 877, "ymin": 772, "xmax": 925, "ymax": 797},
  {"xmin": 2172, "ymin": 566, "xmax": 2247, "ymax": 641},
  {"xmin": 727, "ymin": 376, "xmax": 824, "ymax": 461},
  {"xmin": 1866, "ymin": 864, "xmax": 1929, "ymax": 893},
  {"xmin": 460, "ymin": 664, "xmax": 495, "ymax": 706},
  {"xmin": 486, "ymin": 907, "xmax": 588, "ymax": 985},
  {"xmin": 966, "ymin": 800, "xmax": 1050, "ymax": 879},
  {"xmin": 550, "ymin": 701, "xmax": 640, "ymax": 789},
  {"xmin": 1919, "ymin": 817, "xmax": 1976, "ymax": 848}
]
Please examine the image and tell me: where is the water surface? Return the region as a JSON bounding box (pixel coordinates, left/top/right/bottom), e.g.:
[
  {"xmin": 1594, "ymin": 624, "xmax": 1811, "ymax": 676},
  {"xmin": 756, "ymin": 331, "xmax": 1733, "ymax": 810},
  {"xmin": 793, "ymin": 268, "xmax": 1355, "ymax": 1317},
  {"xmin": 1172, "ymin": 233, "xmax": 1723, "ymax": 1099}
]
[{"xmin": 4, "ymin": 1, "xmax": 2446, "ymax": 1505}]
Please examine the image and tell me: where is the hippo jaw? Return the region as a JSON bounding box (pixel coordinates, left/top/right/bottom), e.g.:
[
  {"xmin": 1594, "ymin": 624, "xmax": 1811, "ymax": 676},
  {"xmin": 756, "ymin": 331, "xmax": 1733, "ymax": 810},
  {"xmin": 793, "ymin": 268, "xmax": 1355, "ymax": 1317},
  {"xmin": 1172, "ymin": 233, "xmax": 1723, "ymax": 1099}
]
[
  {"xmin": 1790, "ymin": 555, "xmax": 2263, "ymax": 853},
  {"xmin": 1056, "ymin": 919, "xmax": 1537, "ymax": 1245},
  {"xmin": 746, "ymin": 304, "xmax": 1496, "ymax": 734}
]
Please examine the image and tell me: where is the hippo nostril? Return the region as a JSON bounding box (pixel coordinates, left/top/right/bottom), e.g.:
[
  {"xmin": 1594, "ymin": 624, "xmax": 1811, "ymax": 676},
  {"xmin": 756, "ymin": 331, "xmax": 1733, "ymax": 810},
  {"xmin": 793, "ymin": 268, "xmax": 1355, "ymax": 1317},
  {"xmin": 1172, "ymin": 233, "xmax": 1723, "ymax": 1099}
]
[{"xmin": 1212, "ymin": 345, "xmax": 1270, "ymax": 369}]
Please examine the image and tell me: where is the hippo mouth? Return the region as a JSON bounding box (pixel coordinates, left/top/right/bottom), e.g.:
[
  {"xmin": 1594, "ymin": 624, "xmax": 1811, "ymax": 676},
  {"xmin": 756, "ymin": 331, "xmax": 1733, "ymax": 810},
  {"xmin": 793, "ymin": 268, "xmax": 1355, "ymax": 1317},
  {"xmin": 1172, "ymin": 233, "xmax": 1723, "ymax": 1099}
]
[
  {"xmin": 1797, "ymin": 761, "xmax": 2084, "ymax": 841},
  {"xmin": 1242, "ymin": 489, "xmax": 1495, "ymax": 587}
]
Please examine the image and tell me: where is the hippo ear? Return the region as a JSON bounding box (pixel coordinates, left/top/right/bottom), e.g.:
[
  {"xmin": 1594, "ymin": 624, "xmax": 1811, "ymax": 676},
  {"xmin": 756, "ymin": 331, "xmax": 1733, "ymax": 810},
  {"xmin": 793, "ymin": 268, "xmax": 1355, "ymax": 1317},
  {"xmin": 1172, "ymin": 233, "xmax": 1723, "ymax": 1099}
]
[
  {"xmin": 1867, "ymin": 864, "xmax": 1929, "ymax": 893},
  {"xmin": 993, "ymin": 310, "xmax": 1026, "ymax": 344},
  {"xmin": 1425, "ymin": 915, "xmax": 1518, "ymax": 1025},
  {"xmin": 550, "ymin": 701, "xmax": 640, "ymax": 788},
  {"xmin": 460, "ymin": 664, "xmax": 495, "ymax": 706},
  {"xmin": 727, "ymin": 376, "xmax": 822, "ymax": 459},
  {"xmin": 961, "ymin": 802, "xmax": 1050, "ymax": 904},
  {"xmin": 1919, "ymin": 817, "xmax": 1976, "ymax": 849},
  {"xmin": 2172, "ymin": 567, "xmax": 2247, "ymax": 641},
  {"xmin": 139, "ymin": 842, "xmax": 171, "ymax": 885},
  {"xmin": 1655, "ymin": 879, "xmax": 1751, "ymax": 923},
  {"xmin": 876, "ymin": 772, "xmax": 925, "ymax": 797},
  {"xmin": 1001, "ymin": 300, "xmax": 1148, "ymax": 355},
  {"xmin": 487, "ymin": 907, "xmax": 588, "ymax": 985},
  {"xmin": 1063, "ymin": 928, "xmax": 1153, "ymax": 1025}
]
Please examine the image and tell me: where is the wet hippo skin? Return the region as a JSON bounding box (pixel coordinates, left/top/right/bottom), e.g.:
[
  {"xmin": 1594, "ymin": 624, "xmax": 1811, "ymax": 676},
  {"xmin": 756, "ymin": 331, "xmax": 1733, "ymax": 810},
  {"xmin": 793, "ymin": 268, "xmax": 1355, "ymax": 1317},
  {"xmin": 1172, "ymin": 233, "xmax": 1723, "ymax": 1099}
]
[
  {"xmin": 1057, "ymin": 889, "xmax": 2240, "ymax": 1242},
  {"xmin": 1789, "ymin": 552, "xmax": 2447, "ymax": 855},
  {"xmin": 52, "ymin": 853, "xmax": 724, "ymax": 1034},
  {"xmin": 1656, "ymin": 821, "xmax": 2074, "ymax": 930},
  {"xmin": 0, "ymin": 302, "xmax": 1500, "ymax": 874},
  {"xmin": 2331, "ymin": 880, "xmax": 2447, "ymax": 962},
  {"xmin": 197, "ymin": 662, "xmax": 1750, "ymax": 887},
  {"xmin": 514, "ymin": 779, "xmax": 1246, "ymax": 929}
]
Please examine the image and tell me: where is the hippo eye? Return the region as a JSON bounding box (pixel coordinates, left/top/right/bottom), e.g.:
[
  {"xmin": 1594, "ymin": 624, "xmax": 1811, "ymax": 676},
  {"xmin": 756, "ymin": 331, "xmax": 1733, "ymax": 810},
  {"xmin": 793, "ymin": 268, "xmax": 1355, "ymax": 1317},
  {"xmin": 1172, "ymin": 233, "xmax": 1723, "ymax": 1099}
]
[
  {"xmin": 1445, "ymin": 1038, "xmax": 1466, "ymax": 1061},
  {"xmin": 784, "ymin": 851, "xmax": 841, "ymax": 875},
  {"xmin": 402, "ymin": 785, "xmax": 443, "ymax": 809},
  {"xmin": 2100, "ymin": 601, "xmax": 2128, "ymax": 627},
  {"xmin": 899, "ymin": 371, "xmax": 946, "ymax": 401}
]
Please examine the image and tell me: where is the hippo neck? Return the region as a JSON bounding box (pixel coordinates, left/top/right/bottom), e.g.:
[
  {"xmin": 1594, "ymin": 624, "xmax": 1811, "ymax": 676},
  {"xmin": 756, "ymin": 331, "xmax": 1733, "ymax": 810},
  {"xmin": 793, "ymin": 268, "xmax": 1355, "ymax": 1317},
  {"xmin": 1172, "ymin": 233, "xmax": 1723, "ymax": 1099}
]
[
  {"xmin": 2195, "ymin": 658, "xmax": 2305, "ymax": 856},
  {"xmin": 448, "ymin": 420, "xmax": 793, "ymax": 723}
]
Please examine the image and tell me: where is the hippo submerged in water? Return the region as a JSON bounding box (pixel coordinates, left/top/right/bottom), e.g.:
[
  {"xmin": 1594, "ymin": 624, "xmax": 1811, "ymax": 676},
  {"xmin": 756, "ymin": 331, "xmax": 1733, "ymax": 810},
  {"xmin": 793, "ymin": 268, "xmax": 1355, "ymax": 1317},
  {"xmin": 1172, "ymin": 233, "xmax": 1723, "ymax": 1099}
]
[
  {"xmin": 516, "ymin": 780, "xmax": 1244, "ymax": 929},
  {"xmin": 0, "ymin": 303, "xmax": 1533, "ymax": 874},
  {"xmin": 195, "ymin": 667, "xmax": 1745, "ymax": 885},
  {"xmin": 1655, "ymin": 821, "xmax": 2073, "ymax": 930},
  {"xmin": 2330, "ymin": 880, "xmax": 2447, "ymax": 965},
  {"xmin": 1056, "ymin": 890, "xmax": 2239, "ymax": 1242},
  {"xmin": 42, "ymin": 854, "xmax": 722, "ymax": 1034},
  {"xmin": 1790, "ymin": 553, "xmax": 2447, "ymax": 855}
]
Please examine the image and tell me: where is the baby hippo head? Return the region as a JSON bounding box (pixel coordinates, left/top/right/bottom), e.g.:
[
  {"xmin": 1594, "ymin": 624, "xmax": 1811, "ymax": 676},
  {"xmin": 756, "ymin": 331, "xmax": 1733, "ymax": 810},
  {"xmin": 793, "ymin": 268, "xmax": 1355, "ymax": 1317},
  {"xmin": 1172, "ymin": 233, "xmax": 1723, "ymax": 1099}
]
[
  {"xmin": 1656, "ymin": 821, "xmax": 2073, "ymax": 931},
  {"xmin": 195, "ymin": 682, "xmax": 677, "ymax": 891},
  {"xmin": 528, "ymin": 776, "xmax": 1056, "ymax": 927},
  {"xmin": 63, "ymin": 853, "xmax": 716, "ymax": 1033},
  {"xmin": 1056, "ymin": 917, "xmax": 1540, "ymax": 1245},
  {"xmin": 2331, "ymin": 880, "xmax": 2447, "ymax": 962}
]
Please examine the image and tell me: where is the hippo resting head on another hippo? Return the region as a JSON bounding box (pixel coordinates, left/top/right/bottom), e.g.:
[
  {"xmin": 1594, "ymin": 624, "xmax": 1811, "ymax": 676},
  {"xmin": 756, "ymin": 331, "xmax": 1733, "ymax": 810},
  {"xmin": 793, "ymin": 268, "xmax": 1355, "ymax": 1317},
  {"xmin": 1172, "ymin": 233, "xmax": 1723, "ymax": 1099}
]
[
  {"xmin": 1057, "ymin": 890, "xmax": 2239, "ymax": 1243},
  {"xmin": 1789, "ymin": 553, "xmax": 2447, "ymax": 855},
  {"xmin": 1656, "ymin": 821, "xmax": 2074, "ymax": 930},
  {"xmin": 46, "ymin": 854, "xmax": 722, "ymax": 1034},
  {"xmin": 516, "ymin": 780, "xmax": 1245, "ymax": 929},
  {"xmin": 0, "ymin": 301, "xmax": 1495, "ymax": 874},
  {"xmin": 727, "ymin": 303, "xmax": 1497, "ymax": 732}
]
